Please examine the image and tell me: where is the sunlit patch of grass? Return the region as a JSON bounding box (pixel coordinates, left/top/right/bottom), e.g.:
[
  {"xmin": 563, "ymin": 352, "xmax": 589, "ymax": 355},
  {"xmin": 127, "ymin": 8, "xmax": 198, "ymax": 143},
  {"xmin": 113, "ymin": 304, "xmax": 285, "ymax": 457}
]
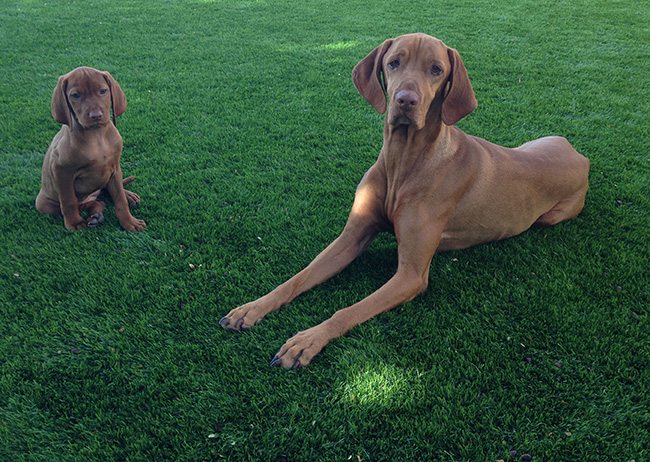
[{"xmin": 339, "ymin": 363, "xmax": 415, "ymax": 407}]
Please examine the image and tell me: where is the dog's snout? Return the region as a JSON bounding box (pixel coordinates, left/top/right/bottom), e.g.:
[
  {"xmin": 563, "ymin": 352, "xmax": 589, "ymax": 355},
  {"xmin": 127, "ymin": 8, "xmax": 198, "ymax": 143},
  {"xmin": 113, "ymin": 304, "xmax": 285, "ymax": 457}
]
[
  {"xmin": 396, "ymin": 90, "xmax": 419, "ymax": 109},
  {"xmin": 89, "ymin": 110, "xmax": 103, "ymax": 121}
]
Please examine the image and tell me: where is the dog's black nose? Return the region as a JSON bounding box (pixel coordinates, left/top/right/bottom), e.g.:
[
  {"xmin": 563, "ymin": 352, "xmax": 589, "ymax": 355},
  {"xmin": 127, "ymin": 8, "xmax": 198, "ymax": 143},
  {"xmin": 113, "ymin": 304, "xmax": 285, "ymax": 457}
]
[{"xmin": 396, "ymin": 90, "xmax": 419, "ymax": 109}]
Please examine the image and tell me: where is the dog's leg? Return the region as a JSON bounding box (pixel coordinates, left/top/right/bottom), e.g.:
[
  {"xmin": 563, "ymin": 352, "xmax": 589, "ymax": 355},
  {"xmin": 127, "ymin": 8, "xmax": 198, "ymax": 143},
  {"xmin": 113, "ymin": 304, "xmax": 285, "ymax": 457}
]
[
  {"xmin": 534, "ymin": 185, "xmax": 588, "ymax": 227},
  {"xmin": 35, "ymin": 191, "xmax": 62, "ymax": 216},
  {"xmin": 221, "ymin": 216, "xmax": 380, "ymax": 331},
  {"xmin": 97, "ymin": 176, "xmax": 140, "ymax": 208},
  {"xmin": 105, "ymin": 167, "xmax": 146, "ymax": 231},
  {"xmin": 271, "ymin": 204, "xmax": 447, "ymax": 368},
  {"xmin": 51, "ymin": 166, "xmax": 86, "ymax": 230},
  {"xmin": 220, "ymin": 171, "xmax": 386, "ymax": 331}
]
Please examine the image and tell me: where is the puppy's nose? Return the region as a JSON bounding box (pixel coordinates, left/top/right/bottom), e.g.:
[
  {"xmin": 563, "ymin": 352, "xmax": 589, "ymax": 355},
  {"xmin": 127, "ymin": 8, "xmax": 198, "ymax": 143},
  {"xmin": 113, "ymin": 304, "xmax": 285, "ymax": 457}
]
[
  {"xmin": 89, "ymin": 110, "xmax": 103, "ymax": 121},
  {"xmin": 396, "ymin": 90, "xmax": 419, "ymax": 109}
]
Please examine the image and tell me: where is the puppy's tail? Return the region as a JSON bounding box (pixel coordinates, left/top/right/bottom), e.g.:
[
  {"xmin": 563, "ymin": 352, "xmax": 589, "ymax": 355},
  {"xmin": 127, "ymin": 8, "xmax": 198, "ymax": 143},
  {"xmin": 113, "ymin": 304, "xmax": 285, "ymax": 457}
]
[{"xmin": 123, "ymin": 176, "xmax": 136, "ymax": 187}]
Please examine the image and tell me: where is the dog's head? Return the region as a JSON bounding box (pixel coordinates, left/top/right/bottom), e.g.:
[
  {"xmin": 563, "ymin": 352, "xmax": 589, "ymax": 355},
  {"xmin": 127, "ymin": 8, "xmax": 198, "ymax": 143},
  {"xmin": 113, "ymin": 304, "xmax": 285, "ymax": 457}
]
[
  {"xmin": 352, "ymin": 33, "xmax": 477, "ymax": 130},
  {"xmin": 51, "ymin": 66, "xmax": 127, "ymax": 129}
]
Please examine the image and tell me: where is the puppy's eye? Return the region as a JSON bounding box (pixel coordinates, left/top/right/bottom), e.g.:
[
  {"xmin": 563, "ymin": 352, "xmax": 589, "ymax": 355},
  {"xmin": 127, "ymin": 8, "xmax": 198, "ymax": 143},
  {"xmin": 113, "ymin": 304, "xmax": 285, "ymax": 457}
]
[
  {"xmin": 69, "ymin": 92, "xmax": 80, "ymax": 99},
  {"xmin": 99, "ymin": 88, "xmax": 109, "ymax": 95},
  {"xmin": 388, "ymin": 59, "xmax": 400, "ymax": 70},
  {"xmin": 431, "ymin": 65, "xmax": 443, "ymax": 76}
]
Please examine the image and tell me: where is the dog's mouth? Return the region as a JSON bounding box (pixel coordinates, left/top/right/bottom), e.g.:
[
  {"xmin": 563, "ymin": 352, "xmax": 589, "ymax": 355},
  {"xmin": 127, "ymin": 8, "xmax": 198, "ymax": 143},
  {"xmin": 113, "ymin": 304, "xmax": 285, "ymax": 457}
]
[
  {"xmin": 81, "ymin": 119, "xmax": 109, "ymax": 129},
  {"xmin": 389, "ymin": 104, "xmax": 428, "ymax": 130},
  {"xmin": 392, "ymin": 113, "xmax": 413, "ymax": 126}
]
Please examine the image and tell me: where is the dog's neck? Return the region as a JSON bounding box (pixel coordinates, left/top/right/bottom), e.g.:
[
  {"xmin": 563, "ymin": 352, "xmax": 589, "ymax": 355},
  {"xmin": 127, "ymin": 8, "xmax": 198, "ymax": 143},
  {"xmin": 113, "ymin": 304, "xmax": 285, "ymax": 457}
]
[{"xmin": 380, "ymin": 105, "xmax": 458, "ymax": 175}]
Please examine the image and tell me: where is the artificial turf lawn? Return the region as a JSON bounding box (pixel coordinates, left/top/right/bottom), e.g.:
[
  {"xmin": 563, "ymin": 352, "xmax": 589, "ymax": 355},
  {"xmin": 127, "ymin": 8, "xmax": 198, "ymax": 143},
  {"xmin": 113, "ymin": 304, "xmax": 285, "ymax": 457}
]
[{"xmin": 0, "ymin": 0, "xmax": 648, "ymax": 460}]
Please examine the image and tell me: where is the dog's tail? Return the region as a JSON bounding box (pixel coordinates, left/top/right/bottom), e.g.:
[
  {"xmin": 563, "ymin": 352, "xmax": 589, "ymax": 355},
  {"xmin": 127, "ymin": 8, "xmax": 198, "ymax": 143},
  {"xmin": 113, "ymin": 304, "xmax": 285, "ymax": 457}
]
[{"xmin": 123, "ymin": 176, "xmax": 136, "ymax": 186}]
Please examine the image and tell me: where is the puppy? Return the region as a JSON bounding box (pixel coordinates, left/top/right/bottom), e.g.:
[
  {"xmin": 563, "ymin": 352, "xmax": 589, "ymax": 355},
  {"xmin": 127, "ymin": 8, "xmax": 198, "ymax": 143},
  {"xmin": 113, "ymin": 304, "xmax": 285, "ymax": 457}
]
[{"xmin": 36, "ymin": 67, "xmax": 145, "ymax": 231}]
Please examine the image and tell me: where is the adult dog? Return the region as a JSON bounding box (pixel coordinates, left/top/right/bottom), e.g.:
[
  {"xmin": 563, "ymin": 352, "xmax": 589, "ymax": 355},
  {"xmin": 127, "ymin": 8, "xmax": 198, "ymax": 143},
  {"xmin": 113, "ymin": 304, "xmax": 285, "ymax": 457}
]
[
  {"xmin": 36, "ymin": 67, "xmax": 145, "ymax": 231},
  {"xmin": 220, "ymin": 33, "xmax": 589, "ymax": 368}
]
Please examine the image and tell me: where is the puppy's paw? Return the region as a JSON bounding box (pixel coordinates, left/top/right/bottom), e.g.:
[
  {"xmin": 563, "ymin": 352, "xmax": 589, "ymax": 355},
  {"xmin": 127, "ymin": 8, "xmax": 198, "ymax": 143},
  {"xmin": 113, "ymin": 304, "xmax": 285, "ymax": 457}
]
[
  {"xmin": 64, "ymin": 216, "xmax": 87, "ymax": 231},
  {"xmin": 120, "ymin": 215, "xmax": 146, "ymax": 232}
]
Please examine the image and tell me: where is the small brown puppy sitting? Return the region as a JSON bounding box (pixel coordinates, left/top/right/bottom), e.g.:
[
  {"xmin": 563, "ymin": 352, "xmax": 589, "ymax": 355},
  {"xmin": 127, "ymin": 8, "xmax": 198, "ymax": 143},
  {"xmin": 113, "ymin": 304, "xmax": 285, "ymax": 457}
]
[
  {"xmin": 220, "ymin": 34, "xmax": 589, "ymax": 368},
  {"xmin": 36, "ymin": 67, "xmax": 145, "ymax": 231}
]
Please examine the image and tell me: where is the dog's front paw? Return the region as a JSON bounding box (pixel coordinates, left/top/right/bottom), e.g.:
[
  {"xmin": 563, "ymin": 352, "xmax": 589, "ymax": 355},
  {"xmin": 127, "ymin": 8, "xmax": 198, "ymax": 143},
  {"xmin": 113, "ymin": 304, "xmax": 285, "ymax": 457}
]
[
  {"xmin": 219, "ymin": 301, "xmax": 268, "ymax": 332},
  {"xmin": 119, "ymin": 215, "xmax": 146, "ymax": 232},
  {"xmin": 64, "ymin": 216, "xmax": 87, "ymax": 231},
  {"xmin": 270, "ymin": 325, "xmax": 332, "ymax": 368}
]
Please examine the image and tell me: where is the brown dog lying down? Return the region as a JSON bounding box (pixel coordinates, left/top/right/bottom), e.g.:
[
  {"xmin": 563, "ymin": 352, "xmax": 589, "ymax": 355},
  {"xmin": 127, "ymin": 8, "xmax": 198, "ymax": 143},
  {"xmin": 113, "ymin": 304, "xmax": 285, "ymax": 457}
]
[
  {"xmin": 220, "ymin": 33, "xmax": 590, "ymax": 368},
  {"xmin": 36, "ymin": 67, "xmax": 145, "ymax": 231}
]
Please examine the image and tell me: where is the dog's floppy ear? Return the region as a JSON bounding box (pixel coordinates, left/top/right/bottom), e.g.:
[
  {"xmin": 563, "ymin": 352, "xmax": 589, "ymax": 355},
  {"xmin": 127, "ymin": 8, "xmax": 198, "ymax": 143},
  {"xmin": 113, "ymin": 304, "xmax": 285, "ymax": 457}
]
[
  {"xmin": 352, "ymin": 39, "xmax": 394, "ymax": 114},
  {"xmin": 102, "ymin": 71, "xmax": 127, "ymax": 117},
  {"xmin": 442, "ymin": 47, "xmax": 478, "ymax": 125},
  {"xmin": 51, "ymin": 75, "xmax": 71, "ymax": 126}
]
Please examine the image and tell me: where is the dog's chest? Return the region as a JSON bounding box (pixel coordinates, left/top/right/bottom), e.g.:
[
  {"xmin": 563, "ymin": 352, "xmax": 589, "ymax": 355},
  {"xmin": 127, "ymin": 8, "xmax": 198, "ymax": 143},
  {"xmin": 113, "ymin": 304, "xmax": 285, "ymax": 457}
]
[
  {"xmin": 382, "ymin": 167, "xmax": 434, "ymax": 224},
  {"xmin": 72, "ymin": 141, "xmax": 119, "ymax": 196}
]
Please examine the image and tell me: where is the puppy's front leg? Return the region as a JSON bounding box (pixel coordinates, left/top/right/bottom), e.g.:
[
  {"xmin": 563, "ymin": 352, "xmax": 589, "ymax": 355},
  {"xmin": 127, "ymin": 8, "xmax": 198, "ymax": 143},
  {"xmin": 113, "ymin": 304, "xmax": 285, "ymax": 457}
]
[
  {"xmin": 54, "ymin": 166, "xmax": 85, "ymax": 231},
  {"xmin": 106, "ymin": 166, "xmax": 146, "ymax": 232}
]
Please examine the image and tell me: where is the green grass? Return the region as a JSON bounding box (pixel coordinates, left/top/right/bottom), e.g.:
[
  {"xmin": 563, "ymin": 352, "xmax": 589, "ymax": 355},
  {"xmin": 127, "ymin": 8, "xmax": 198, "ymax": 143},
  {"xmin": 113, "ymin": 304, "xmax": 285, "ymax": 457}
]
[{"xmin": 1, "ymin": 0, "xmax": 648, "ymax": 460}]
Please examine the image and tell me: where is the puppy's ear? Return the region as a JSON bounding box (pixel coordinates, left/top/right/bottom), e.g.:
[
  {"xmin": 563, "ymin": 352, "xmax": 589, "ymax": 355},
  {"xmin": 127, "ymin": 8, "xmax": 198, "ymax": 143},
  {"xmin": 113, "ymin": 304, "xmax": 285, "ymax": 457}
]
[
  {"xmin": 102, "ymin": 71, "xmax": 127, "ymax": 117},
  {"xmin": 352, "ymin": 39, "xmax": 393, "ymax": 114},
  {"xmin": 442, "ymin": 47, "xmax": 478, "ymax": 125},
  {"xmin": 51, "ymin": 75, "xmax": 71, "ymax": 125}
]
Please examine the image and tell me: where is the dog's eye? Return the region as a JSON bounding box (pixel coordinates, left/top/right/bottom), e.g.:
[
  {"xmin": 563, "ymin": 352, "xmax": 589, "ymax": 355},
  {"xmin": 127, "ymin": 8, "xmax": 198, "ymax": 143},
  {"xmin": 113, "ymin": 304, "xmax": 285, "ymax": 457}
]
[
  {"xmin": 431, "ymin": 65, "xmax": 443, "ymax": 76},
  {"xmin": 388, "ymin": 59, "xmax": 400, "ymax": 70},
  {"xmin": 69, "ymin": 92, "xmax": 81, "ymax": 99},
  {"xmin": 99, "ymin": 88, "xmax": 109, "ymax": 96}
]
